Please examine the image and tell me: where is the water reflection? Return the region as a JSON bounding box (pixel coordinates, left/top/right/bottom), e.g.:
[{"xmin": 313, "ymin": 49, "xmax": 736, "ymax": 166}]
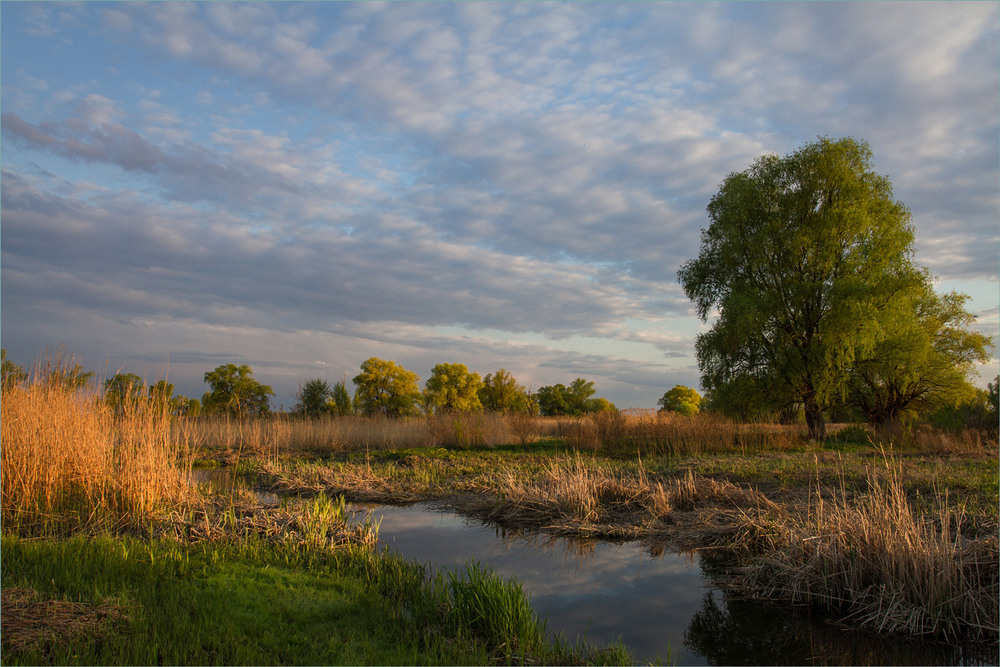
[
  {"xmin": 685, "ymin": 588, "xmax": 997, "ymax": 666},
  {"xmin": 357, "ymin": 502, "xmax": 998, "ymax": 667}
]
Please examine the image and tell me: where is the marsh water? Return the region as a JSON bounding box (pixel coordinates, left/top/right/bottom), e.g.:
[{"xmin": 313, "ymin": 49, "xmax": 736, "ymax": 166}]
[
  {"xmin": 190, "ymin": 469, "xmax": 994, "ymax": 665},
  {"xmin": 356, "ymin": 502, "xmax": 996, "ymax": 666}
]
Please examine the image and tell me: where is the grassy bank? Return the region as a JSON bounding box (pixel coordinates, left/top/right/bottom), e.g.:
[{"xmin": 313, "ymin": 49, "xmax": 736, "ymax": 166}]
[{"xmin": 2, "ymin": 533, "xmax": 626, "ymax": 665}]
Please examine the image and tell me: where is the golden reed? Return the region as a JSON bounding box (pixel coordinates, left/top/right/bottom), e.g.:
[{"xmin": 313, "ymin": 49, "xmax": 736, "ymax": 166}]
[{"xmin": 1, "ymin": 379, "xmax": 188, "ymax": 534}]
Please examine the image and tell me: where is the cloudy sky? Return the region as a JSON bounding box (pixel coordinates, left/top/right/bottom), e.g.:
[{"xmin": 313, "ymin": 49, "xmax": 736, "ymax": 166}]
[{"xmin": 2, "ymin": 1, "xmax": 998, "ymax": 409}]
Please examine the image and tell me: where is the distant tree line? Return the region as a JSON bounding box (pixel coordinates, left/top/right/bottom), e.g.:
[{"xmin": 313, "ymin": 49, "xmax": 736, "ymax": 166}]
[
  {"xmin": 1, "ymin": 349, "xmax": 623, "ymax": 420},
  {"xmin": 294, "ymin": 358, "xmax": 618, "ymax": 418}
]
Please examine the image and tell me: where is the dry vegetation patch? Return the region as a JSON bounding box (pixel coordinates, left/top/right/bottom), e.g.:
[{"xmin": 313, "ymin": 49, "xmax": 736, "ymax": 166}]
[
  {"xmin": 724, "ymin": 459, "xmax": 998, "ymax": 639},
  {"xmin": 1, "ymin": 587, "xmax": 130, "ymax": 655},
  {"xmin": 1, "ymin": 380, "xmax": 188, "ymax": 534}
]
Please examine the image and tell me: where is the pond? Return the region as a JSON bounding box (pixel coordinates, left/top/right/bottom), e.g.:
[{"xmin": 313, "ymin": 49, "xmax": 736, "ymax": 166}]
[{"xmin": 355, "ymin": 502, "xmax": 997, "ymax": 666}]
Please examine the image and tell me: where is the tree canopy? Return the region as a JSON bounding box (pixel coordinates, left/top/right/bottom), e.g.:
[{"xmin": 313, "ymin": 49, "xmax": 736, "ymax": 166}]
[
  {"xmin": 678, "ymin": 137, "xmax": 924, "ymax": 440},
  {"xmin": 846, "ymin": 286, "xmax": 991, "ymax": 427},
  {"xmin": 658, "ymin": 385, "xmax": 702, "ymax": 417},
  {"xmin": 294, "ymin": 378, "xmax": 335, "ymax": 417},
  {"xmin": 352, "ymin": 357, "xmax": 422, "ymax": 417},
  {"xmin": 534, "ymin": 378, "xmax": 613, "ymax": 416},
  {"xmin": 104, "ymin": 372, "xmax": 145, "ymax": 415},
  {"xmin": 479, "ymin": 369, "xmax": 532, "ymax": 413},
  {"xmin": 424, "ymin": 363, "xmax": 483, "ymax": 413},
  {"xmin": 202, "ymin": 363, "xmax": 274, "ymax": 418},
  {"xmin": 1, "ymin": 349, "xmax": 27, "ymax": 389}
]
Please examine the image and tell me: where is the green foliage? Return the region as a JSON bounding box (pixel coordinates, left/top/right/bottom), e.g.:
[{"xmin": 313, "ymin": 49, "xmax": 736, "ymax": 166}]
[
  {"xmin": 147, "ymin": 380, "xmax": 183, "ymax": 415},
  {"xmin": 657, "ymin": 385, "xmax": 702, "ymax": 416},
  {"xmin": 479, "ymin": 368, "xmax": 532, "ymax": 413},
  {"xmin": 174, "ymin": 396, "xmax": 202, "ymax": 416},
  {"xmin": 202, "ymin": 363, "xmax": 274, "ymax": 419},
  {"xmin": 848, "ymin": 286, "xmax": 992, "ymax": 427},
  {"xmin": 103, "ymin": 373, "xmax": 145, "ymax": 415},
  {"xmin": 926, "ymin": 385, "xmax": 998, "ymax": 436},
  {"xmin": 352, "ymin": 357, "xmax": 422, "ymax": 417},
  {"xmin": 294, "ymin": 378, "xmax": 335, "ymax": 417},
  {"xmin": 1, "ymin": 349, "xmax": 27, "ymax": 389},
  {"xmin": 35, "ymin": 348, "xmax": 94, "ymax": 390},
  {"xmin": 534, "ymin": 378, "xmax": 612, "ymax": 416},
  {"xmin": 330, "ymin": 379, "xmax": 353, "ymax": 416},
  {"xmin": 701, "ymin": 375, "xmax": 780, "ymax": 421},
  {"xmin": 679, "ymin": 137, "xmax": 922, "ymax": 440},
  {"xmin": 988, "ymin": 376, "xmax": 1000, "ymax": 421},
  {"xmin": 424, "ymin": 362, "xmax": 483, "ymax": 413}
]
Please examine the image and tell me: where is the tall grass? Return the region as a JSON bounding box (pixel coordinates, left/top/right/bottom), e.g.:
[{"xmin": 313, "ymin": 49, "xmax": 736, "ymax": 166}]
[
  {"xmin": 563, "ymin": 410, "xmax": 806, "ymax": 457},
  {"xmin": 178, "ymin": 411, "xmax": 559, "ymax": 456},
  {"xmin": 738, "ymin": 456, "xmax": 999, "ymax": 640},
  {"xmin": 1, "ymin": 378, "xmax": 188, "ymax": 534}
]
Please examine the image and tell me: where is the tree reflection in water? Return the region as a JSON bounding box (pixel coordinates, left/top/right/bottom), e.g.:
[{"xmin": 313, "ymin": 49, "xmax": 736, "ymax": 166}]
[{"xmin": 684, "ymin": 587, "xmax": 998, "ymax": 666}]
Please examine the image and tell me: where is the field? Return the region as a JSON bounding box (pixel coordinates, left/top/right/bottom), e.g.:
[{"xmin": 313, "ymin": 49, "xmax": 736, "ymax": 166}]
[{"xmin": 2, "ymin": 379, "xmax": 997, "ymax": 664}]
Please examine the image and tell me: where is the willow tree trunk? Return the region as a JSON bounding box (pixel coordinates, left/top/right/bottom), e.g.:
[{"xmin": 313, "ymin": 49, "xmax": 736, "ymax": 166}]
[{"xmin": 804, "ymin": 399, "xmax": 827, "ymax": 441}]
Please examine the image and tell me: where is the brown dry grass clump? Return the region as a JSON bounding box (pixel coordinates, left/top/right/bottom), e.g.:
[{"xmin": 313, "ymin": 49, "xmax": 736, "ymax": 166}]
[
  {"xmin": 480, "ymin": 454, "xmax": 777, "ymax": 542},
  {"xmin": 1, "ymin": 587, "xmax": 129, "ymax": 654},
  {"xmin": 733, "ymin": 457, "xmax": 998, "ymax": 640},
  {"xmin": 155, "ymin": 493, "xmax": 381, "ymax": 549},
  {"xmin": 1, "ymin": 375, "xmax": 189, "ymax": 534}
]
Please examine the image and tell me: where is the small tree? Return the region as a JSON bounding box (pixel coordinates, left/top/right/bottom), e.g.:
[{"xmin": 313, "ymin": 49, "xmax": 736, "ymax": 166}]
[
  {"xmin": 479, "ymin": 368, "xmax": 531, "ymax": 413},
  {"xmin": 202, "ymin": 363, "xmax": 274, "ymax": 418},
  {"xmin": 988, "ymin": 376, "xmax": 1000, "ymax": 422},
  {"xmin": 175, "ymin": 396, "xmax": 202, "ymax": 417},
  {"xmin": 847, "ymin": 286, "xmax": 992, "ymax": 429},
  {"xmin": 295, "ymin": 378, "xmax": 334, "ymax": 417},
  {"xmin": 352, "ymin": 357, "xmax": 422, "ymax": 417},
  {"xmin": 534, "ymin": 379, "xmax": 609, "ymax": 416},
  {"xmin": 1, "ymin": 349, "xmax": 27, "ymax": 389},
  {"xmin": 148, "ymin": 380, "xmax": 179, "ymax": 414},
  {"xmin": 104, "ymin": 372, "xmax": 145, "ymax": 416},
  {"xmin": 658, "ymin": 385, "xmax": 702, "ymax": 417},
  {"xmin": 329, "ymin": 378, "xmax": 353, "ymax": 416},
  {"xmin": 424, "ymin": 362, "xmax": 483, "ymax": 413}
]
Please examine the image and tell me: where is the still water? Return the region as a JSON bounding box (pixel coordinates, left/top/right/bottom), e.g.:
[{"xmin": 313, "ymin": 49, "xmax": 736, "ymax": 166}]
[{"xmin": 356, "ymin": 502, "xmax": 997, "ymax": 666}]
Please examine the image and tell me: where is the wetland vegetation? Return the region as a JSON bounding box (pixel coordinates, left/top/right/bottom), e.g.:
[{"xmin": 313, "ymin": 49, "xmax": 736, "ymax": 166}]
[{"xmin": 4, "ymin": 351, "xmax": 995, "ymax": 665}]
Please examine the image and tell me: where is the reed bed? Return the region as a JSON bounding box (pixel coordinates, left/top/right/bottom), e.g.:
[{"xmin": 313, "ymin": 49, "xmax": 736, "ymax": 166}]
[
  {"xmin": 557, "ymin": 411, "xmax": 806, "ymax": 457},
  {"xmin": 484, "ymin": 453, "xmax": 773, "ymax": 538},
  {"xmin": 155, "ymin": 493, "xmax": 381, "ymax": 550},
  {"xmin": 1, "ymin": 380, "xmax": 189, "ymax": 534},
  {"xmin": 178, "ymin": 412, "xmax": 558, "ymax": 457},
  {"xmin": 734, "ymin": 457, "xmax": 998, "ymax": 640}
]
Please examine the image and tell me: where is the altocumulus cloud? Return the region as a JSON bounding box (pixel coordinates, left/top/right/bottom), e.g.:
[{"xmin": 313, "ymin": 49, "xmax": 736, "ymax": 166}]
[{"xmin": 1, "ymin": 1, "xmax": 997, "ymax": 407}]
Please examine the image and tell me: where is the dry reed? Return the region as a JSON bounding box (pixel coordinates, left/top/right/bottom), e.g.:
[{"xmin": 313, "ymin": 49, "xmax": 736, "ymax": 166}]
[
  {"xmin": 1, "ymin": 587, "xmax": 129, "ymax": 654},
  {"xmin": 179, "ymin": 412, "xmax": 556, "ymax": 456},
  {"xmin": 1, "ymin": 379, "xmax": 188, "ymax": 533},
  {"xmin": 563, "ymin": 411, "xmax": 806, "ymax": 457},
  {"xmin": 736, "ymin": 456, "xmax": 998, "ymax": 639},
  {"xmin": 484, "ymin": 454, "xmax": 768, "ymax": 538}
]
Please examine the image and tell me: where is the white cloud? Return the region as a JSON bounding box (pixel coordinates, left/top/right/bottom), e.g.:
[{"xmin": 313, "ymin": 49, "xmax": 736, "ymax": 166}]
[{"xmin": 3, "ymin": 1, "xmax": 997, "ymax": 406}]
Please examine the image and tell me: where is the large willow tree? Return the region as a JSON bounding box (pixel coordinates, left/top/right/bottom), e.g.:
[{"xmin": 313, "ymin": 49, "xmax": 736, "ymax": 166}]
[{"xmin": 678, "ymin": 137, "xmax": 923, "ymax": 440}]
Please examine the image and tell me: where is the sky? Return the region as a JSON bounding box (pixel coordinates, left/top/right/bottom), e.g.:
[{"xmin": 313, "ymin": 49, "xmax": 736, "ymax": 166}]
[{"xmin": 2, "ymin": 1, "xmax": 998, "ymax": 410}]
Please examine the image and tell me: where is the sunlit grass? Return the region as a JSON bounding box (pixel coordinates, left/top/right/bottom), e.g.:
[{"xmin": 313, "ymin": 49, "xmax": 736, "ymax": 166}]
[
  {"xmin": 1, "ymin": 533, "xmax": 628, "ymax": 665},
  {"xmin": 1, "ymin": 377, "xmax": 189, "ymax": 535}
]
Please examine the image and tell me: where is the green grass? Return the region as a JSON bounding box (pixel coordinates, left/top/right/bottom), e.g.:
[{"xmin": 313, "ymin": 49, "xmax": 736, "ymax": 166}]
[{"xmin": 1, "ymin": 533, "xmax": 625, "ymax": 666}]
